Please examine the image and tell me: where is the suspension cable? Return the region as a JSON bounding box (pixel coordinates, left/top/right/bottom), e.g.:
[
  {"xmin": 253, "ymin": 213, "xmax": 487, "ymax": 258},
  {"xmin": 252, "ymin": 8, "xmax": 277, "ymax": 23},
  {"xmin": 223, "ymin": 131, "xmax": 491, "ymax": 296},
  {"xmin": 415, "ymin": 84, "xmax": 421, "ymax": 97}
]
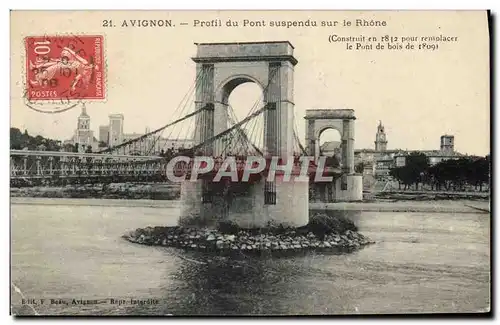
[
  {"xmin": 148, "ymin": 69, "xmax": 205, "ymax": 154},
  {"xmin": 218, "ymin": 68, "xmax": 279, "ymax": 156},
  {"xmin": 98, "ymin": 69, "xmax": 204, "ymax": 155},
  {"xmin": 186, "ymin": 105, "xmax": 268, "ymax": 157},
  {"xmin": 228, "ymin": 105, "xmax": 263, "ymax": 156}
]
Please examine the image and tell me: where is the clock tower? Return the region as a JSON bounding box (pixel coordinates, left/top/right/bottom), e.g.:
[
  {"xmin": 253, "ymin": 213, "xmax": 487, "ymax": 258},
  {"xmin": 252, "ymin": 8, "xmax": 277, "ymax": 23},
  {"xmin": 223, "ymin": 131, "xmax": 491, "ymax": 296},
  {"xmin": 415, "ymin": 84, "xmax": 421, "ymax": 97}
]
[{"xmin": 374, "ymin": 120, "xmax": 388, "ymax": 152}]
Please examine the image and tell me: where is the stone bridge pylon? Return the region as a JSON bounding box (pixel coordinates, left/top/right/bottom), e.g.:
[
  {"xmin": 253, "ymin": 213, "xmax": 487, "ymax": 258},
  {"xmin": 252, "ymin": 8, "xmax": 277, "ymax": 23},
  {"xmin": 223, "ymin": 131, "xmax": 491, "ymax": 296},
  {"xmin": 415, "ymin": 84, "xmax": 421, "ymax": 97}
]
[
  {"xmin": 305, "ymin": 109, "xmax": 363, "ymax": 202},
  {"xmin": 179, "ymin": 41, "xmax": 310, "ymax": 229}
]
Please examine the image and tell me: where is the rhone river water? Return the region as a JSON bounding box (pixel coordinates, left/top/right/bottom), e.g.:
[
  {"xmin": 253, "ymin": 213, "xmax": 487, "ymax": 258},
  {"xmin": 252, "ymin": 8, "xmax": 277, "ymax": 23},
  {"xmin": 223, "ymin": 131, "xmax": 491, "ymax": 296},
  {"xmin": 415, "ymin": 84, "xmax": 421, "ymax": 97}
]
[{"xmin": 11, "ymin": 198, "xmax": 490, "ymax": 315}]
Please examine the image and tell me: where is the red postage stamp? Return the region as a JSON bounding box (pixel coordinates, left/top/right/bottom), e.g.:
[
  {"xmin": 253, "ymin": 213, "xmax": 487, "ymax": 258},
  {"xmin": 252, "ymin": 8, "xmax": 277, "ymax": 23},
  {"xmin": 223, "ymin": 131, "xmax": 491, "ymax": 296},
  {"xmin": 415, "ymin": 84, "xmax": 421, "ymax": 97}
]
[{"xmin": 25, "ymin": 35, "xmax": 105, "ymax": 101}]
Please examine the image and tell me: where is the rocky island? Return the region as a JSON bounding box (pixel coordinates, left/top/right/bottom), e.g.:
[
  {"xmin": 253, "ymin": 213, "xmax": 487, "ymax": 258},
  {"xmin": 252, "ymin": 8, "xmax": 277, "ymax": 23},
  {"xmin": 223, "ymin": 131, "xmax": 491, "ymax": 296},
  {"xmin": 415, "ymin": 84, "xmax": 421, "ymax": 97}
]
[{"xmin": 122, "ymin": 212, "xmax": 375, "ymax": 254}]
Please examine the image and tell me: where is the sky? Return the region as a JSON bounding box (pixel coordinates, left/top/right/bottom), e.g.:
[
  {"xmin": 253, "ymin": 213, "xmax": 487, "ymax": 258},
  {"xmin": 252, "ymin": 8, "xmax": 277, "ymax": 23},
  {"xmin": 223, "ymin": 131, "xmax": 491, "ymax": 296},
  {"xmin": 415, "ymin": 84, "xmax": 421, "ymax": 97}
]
[{"xmin": 10, "ymin": 10, "xmax": 490, "ymax": 156}]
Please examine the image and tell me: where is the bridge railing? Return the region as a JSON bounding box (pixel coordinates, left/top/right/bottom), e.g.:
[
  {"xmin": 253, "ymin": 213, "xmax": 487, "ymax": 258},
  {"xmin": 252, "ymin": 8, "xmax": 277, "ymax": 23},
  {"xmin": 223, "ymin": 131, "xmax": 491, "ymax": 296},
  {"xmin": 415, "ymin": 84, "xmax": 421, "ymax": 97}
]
[
  {"xmin": 10, "ymin": 150, "xmax": 343, "ymax": 183},
  {"xmin": 10, "ymin": 150, "xmax": 160, "ymax": 161},
  {"xmin": 10, "ymin": 150, "xmax": 163, "ymax": 180}
]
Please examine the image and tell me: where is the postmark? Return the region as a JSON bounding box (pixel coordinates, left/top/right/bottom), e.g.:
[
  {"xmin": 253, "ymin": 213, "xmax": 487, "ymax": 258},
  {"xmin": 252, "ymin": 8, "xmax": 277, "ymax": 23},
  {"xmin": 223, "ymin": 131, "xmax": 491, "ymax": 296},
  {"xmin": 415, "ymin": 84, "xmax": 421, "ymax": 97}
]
[{"xmin": 24, "ymin": 34, "xmax": 105, "ymax": 112}]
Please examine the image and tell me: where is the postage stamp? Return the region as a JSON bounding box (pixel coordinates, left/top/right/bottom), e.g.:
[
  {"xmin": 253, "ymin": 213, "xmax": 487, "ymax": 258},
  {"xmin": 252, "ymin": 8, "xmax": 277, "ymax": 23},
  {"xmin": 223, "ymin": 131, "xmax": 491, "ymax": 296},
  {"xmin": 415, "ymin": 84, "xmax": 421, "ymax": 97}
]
[
  {"xmin": 9, "ymin": 10, "xmax": 491, "ymax": 317},
  {"xmin": 24, "ymin": 35, "xmax": 105, "ymax": 101}
]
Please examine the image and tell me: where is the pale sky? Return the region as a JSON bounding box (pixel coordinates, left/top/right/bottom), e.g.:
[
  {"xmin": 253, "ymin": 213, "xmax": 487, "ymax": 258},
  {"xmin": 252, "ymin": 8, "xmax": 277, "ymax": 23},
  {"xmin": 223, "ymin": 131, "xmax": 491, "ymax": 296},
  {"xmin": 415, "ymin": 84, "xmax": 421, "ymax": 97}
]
[{"xmin": 10, "ymin": 10, "xmax": 490, "ymax": 155}]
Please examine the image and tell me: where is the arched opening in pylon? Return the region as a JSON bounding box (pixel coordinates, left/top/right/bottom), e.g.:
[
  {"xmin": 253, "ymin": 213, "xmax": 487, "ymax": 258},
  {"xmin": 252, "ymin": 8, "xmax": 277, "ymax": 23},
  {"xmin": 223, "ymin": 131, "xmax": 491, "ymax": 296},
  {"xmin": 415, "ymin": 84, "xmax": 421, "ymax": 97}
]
[
  {"xmin": 189, "ymin": 79, "xmax": 267, "ymax": 185},
  {"xmin": 318, "ymin": 127, "xmax": 342, "ymax": 171},
  {"xmin": 227, "ymin": 82, "xmax": 263, "ymax": 121},
  {"xmin": 319, "ymin": 128, "xmax": 341, "ymax": 156}
]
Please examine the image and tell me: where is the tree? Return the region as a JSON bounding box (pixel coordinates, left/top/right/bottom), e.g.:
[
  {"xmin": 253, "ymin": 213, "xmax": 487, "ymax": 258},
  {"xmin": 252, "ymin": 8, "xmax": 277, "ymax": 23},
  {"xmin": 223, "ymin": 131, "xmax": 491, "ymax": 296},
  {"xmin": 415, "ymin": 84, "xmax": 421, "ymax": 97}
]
[
  {"xmin": 10, "ymin": 128, "xmax": 23, "ymax": 149},
  {"xmin": 391, "ymin": 153, "xmax": 490, "ymax": 193},
  {"xmin": 10, "ymin": 127, "xmax": 63, "ymax": 152},
  {"xmin": 355, "ymin": 162, "xmax": 365, "ymax": 174},
  {"xmin": 427, "ymin": 163, "xmax": 443, "ymax": 191},
  {"xmin": 388, "ymin": 152, "xmax": 429, "ymax": 190},
  {"xmin": 471, "ymin": 156, "xmax": 490, "ymax": 191},
  {"xmin": 425, "ymin": 155, "xmax": 490, "ymax": 192},
  {"xmin": 405, "ymin": 152, "xmax": 429, "ymax": 190},
  {"xmin": 389, "ymin": 167, "xmax": 402, "ymax": 189},
  {"xmin": 165, "ymin": 148, "xmax": 174, "ymax": 160},
  {"xmin": 63, "ymin": 143, "xmax": 75, "ymax": 152},
  {"xmin": 392, "ymin": 166, "xmax": 414, "ymax": 190}
]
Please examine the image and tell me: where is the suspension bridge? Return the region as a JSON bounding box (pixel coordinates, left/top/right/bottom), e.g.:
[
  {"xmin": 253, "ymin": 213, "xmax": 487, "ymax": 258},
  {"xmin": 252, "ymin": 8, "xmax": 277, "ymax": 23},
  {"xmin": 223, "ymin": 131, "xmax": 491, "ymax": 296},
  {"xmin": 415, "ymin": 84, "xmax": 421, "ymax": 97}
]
[{"xmin": 11, "ymin": 41, "xmax": 363, "ymax": 226}]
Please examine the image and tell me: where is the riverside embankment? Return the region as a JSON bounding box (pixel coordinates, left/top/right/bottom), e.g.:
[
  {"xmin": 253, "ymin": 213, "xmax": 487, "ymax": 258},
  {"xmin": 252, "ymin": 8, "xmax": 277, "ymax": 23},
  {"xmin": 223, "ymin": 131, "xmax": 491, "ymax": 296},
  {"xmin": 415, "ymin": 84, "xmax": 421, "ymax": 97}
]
[
  {"xmin": 10, "ymin": 183, "xmax": 489, "ymax": 212},
  {"xmin": 10, "ymin": 183, "xmax": 181, "ymax": 200}
]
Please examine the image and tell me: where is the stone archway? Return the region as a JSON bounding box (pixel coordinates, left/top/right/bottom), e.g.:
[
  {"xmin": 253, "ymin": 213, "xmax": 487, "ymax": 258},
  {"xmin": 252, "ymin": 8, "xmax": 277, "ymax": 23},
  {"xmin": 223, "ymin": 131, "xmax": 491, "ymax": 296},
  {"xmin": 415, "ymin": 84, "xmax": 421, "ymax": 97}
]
[
  {"xmin": 192, "ymin": 41, "xmax": 297, "ymax": 158},
  {"xmin": 304, "ymin": 109, "xmax": 362, "ymax": 202},
  {"xmin": 304, "ymin": 109, "xmax": 356, "ymax": 174}
]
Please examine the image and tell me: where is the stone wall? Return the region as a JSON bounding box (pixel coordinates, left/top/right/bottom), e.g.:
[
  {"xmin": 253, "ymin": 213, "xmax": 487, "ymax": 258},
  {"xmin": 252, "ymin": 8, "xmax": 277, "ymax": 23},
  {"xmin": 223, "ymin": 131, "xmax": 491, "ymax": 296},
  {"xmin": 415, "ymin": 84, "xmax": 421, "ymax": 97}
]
[{"xmin": 178, "ymin": 178, "xmax": 309, "ymax": 229}]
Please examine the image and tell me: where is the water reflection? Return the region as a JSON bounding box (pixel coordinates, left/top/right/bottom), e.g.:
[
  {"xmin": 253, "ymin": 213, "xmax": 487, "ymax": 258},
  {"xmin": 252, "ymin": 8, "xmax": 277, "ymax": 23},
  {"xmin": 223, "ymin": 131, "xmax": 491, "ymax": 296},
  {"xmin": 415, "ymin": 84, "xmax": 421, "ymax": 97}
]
[
  {"xmin": 159, "ymin": 248, "xmax": 368, "ymax": 315},
  {"xmin": 167, "ymin": 253, "xmax": 283, "ymax": 315}
]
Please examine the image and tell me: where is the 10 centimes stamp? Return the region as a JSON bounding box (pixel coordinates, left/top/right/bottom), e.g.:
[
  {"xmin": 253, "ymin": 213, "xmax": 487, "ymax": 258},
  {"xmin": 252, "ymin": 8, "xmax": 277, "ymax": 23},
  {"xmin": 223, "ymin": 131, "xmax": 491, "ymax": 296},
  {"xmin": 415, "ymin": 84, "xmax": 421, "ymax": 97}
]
[{"xmin": 24, "ymin": 35, "xmax": 105, "ymax": 113}]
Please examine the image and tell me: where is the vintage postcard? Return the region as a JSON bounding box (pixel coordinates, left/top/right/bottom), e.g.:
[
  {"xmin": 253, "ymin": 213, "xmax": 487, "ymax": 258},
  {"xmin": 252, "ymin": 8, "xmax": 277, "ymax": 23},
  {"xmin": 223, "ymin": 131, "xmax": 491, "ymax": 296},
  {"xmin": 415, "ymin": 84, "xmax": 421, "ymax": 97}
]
[{"xmin": 10, "ymin": 10, "xmax": 490, "ymax": 316}]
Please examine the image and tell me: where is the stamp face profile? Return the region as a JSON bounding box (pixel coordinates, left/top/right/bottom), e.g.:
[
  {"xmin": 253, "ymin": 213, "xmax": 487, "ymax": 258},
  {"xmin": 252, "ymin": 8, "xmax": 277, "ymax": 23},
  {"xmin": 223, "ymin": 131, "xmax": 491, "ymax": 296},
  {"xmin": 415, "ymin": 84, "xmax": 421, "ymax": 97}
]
[{"xmin": 25, "ymin": 35, "xmax": 105, "ymax": 101}]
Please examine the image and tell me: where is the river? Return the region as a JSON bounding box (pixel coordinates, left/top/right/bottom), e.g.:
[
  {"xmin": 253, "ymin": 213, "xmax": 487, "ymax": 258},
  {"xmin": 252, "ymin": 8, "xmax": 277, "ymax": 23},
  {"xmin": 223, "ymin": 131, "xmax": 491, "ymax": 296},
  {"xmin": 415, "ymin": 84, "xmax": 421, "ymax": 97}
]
[{"xmin": 11, "ymin": 198, "xmax": 490, "ymax": 315}]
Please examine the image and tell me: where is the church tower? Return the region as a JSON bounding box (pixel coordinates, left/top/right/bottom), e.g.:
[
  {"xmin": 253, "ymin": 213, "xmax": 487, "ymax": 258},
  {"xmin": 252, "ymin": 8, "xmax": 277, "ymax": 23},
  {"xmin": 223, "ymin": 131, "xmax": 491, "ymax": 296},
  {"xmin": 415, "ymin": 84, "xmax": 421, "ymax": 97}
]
[
  {"xmin": 74, "ymin": 104, "xmax": 94, "ymax": 152},
  {"xmin": 77, "ymin": 104, "xmax": 90, "ymax": 131},
  {"xmin": 374, "ymin": 120, "xmax": 388, "ymax": 152}
]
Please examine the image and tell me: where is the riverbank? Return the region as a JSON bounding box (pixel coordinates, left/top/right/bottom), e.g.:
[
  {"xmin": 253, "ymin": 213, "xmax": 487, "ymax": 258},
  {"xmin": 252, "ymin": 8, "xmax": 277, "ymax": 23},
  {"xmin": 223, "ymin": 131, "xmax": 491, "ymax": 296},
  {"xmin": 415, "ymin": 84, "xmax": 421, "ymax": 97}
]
[
  {"xmin": 372, "ymin": 191, "xmax": 489, "ymax": 201},
  {"xmin": 10, "ymin": 183, "xmax": 181, "ymax": 200},
  {"xmin": 123, "ymin": 212, "xmax": 375, "ymax": 255},
  {"xmin": 11, "ymin": 197, "xmax": 489, "ymax": 214},
  {"xmin": 310, "ymin": 200, "xmax": 490, "ymax": 214},
  {"xmin": 11, "ymin": 184, "xmax": 489, "ymax": 212},
  {"xmin": 10, "ymin": 183, "xmax": 489, "ymax": 201},
  {"xmin": 11, "ymin": 196, "xmax": 489, "ymax": 214}
]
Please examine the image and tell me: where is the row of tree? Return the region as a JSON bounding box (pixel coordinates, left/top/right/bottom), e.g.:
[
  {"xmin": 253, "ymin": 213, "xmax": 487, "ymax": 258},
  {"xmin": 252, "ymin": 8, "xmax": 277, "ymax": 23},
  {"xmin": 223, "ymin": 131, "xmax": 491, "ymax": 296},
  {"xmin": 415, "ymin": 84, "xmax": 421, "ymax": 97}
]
[
  {"xmin": 389, "ymin": 152, "xmax": 490, "ymax": 192},
  {"xmin": 10, "ymin": 128, "xmax": 184, "ymax": 155},
  {"xmin": 10, "ymin": 127, "xmax": 63, "ymax": 151}
]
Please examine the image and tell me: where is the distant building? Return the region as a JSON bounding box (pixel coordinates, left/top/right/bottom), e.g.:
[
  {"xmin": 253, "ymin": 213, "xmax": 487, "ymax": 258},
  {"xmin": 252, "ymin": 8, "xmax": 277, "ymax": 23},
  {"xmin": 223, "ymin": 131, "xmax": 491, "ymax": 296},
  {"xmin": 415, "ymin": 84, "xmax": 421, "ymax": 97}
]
[
  {"xmin": 98, "ymin": 114, "xmax": 193, "ymax": 155},
  {"xmin": 64, "ymin": 105, "xmax": 99, "ymax": 152},
  {"xmin": 122, "ymin": 132, "xmax": 144, "ymax": 143},
  {"xmin": 354, "ymin": 121, "xmax": 393, "ymax": 177},
  {"xmin": 395, "ymin": 155, "xmax": 406, "ymax": 167},
  {"xmin": 395, "ymin": 135, "xmax": 463, "ymax": 167},
  {"xmin": 150, "ymin": 138, "xmax": 194, "ymax": 154},
  {"xmin": 108, "ymin": 114, "xmax": 124, "ymax": 147},
  {"xmin": 394, "ymin": 149, "xmax": 464, "ymax": 167},
  {"xmin": 440, "ymin": 134, "xmax": 455, "ymax": 153},
  {"xmin": 320, "ymin": 140, "xmax": 340, "ymax": 156},
  {"xmin": 374, "ymin": 120, "xmax": 388, "ymax": 152},
  {"xmin": 99, "ymin": 125, "xmax": 109, "ymax": 144},
  {"xmin": 355, "ymin": 121, "xmax": 464, "ymax": 178},
  {"xmin": 354, "ymin": 148, "xmax": 376, "ymax": 175}
]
